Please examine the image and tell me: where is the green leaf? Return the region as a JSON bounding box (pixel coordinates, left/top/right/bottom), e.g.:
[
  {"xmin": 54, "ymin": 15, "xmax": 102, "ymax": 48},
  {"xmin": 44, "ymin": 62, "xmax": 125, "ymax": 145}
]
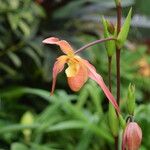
[
  {"xmin": 46, "ymin": 120, "xmax": 85, "ymax": 132},
  {"xmin": 32, "ymin": 3, "xmax": 45, "ymax": 18},
  {"xmin": 86, "ymin": 81, "xmax": 103, "ymax": 114},
  {"xmin": 135, "ymin": 104, "xmax": 150, "ymax": 148},
  {"xmin": 0, "ymin": 124, "xmax": 38, "ymax": 134},
  {"xmin": 76, "ymin": 129, "xmax": 92, "ymax": 150},
  {"xmin": 31, "ymin": 143, "xmax": 57, "ymax": 150},
  {"xmin": 7, "ymin": 13, "xmax": 19, "ymax": 30},
  {"xmin": 7, "ymin": 52, "xmax": 22, "ymax": 67},
  {"xmin": 0, "ymin": 40, "xmax": 5, "ymax": 49},
  {"xmin": 117, "ymin": 8, "xmax": 132, "ymax": 48},
  {"xmin": 0, "ymin": 87, "xmax": 51, "ymax": 101},
  {"xmin": 11, "ymin": 143, "xmax": 28, "ymax": 150},
  {"xmin": 0, "ymin": 62, "xmax": 17, "ymax": 76},
  {"xmin": 77, "ymin": 86, "xmax": 89, "ymax": 108},
  {"xmin": 28, "ymin": 40, "xmax": 43, "ymax": 56},
  {"xmin": 36, "ymin": 103, "xmax": 61, "ymax": 123},
  {"xmin": 23, "ymin": 48, "xmax": 41, "ymax": 67},
  {"xmin": 18, "ymin": 20, "xmax": 30, "ymax": 37},
  {"xmin": 9, "ymin": 0, "xmax": 19, "ymax": 9},
  {"xmin": 46, "ymin": 120, "xmax": 113, "ymax": 143}
]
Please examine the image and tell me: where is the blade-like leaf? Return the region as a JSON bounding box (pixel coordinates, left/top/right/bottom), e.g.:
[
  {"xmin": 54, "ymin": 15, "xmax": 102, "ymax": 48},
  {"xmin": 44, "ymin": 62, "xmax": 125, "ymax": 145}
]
[
  {"xmin": 0, "ymin": 87, "xmax": 51, "ymax": 101},
  {"xmin": 7, "ymin": 52, "xmax": 22, "ymax": 67},
  {"xmin": 11, "ymin": 143, "xmax": 28, "ymax": 150}
]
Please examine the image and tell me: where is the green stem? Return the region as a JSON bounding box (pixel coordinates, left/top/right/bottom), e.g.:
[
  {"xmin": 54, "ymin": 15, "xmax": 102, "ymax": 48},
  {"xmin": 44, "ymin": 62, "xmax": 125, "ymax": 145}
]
[
  {"xmin": 116, "ymin": 47, "xmax": 121, "ymax": 105},
  {"xmin": 108, "ymin": 56, "xmax": 112, "ymax": 92}
]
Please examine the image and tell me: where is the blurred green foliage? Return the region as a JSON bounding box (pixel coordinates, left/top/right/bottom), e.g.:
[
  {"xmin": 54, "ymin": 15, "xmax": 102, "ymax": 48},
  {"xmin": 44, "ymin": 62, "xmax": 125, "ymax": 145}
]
[{"xmin": 0, "ymin": 0, "xmax": 150, "ymax": 149}]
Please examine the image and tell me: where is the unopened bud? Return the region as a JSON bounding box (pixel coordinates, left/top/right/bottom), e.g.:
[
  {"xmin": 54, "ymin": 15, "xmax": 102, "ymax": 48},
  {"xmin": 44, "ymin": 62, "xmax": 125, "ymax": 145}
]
[
  {"xmin": 122, "ymin": 122, "xmax": 142, "ymax": 150},
  {"xmin": 106, "ymin": 20, "xmax": 115, "ymax": 35},
  {"xmin": 127, "ymin": 84, "xmax": 135, "ymax": 115},
  {"xmin": 101, "ymin": 17, "xmax": 116, "ymax": 57},
  {"xmin": 20, "ymin": 111, "xmax": 34, "ymax": 142}
]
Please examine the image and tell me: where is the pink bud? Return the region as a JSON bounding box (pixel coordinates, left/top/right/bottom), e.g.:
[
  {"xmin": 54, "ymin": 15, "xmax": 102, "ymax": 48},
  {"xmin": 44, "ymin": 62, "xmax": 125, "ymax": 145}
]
[{"xmin": 122, "ymin": 122, "xmax": 142, "ymax": 150}]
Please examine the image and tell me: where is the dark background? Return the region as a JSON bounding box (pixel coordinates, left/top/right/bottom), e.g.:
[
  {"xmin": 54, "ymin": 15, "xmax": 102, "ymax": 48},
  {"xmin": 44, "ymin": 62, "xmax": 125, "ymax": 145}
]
[{"xmin": 0, "ymin": 0, "xmax": 150, "ymax": 149}]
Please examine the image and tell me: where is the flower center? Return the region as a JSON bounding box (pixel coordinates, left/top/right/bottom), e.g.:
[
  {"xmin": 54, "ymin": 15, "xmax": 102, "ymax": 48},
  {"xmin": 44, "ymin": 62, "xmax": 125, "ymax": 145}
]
[{"xmin": 65, "ymin": 57, "xmax": 80, "ymax": 77}]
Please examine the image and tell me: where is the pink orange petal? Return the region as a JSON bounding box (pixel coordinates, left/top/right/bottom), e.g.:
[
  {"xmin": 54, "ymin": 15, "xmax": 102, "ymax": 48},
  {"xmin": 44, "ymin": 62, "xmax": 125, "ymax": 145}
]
[
  {"xmin": 42, "ymin": 37, "xmax": 74, "ymax": 55},
  {"xmin": 67, "ymin": 63, "xmax": 88, "ymax": 91},
  {"xmin": 51, "ymin": 55, "xmax": 68, "ymax": 95},
  {"xmin": 83, "ymin": 59, "xmax": 120, "ymax": 113}
]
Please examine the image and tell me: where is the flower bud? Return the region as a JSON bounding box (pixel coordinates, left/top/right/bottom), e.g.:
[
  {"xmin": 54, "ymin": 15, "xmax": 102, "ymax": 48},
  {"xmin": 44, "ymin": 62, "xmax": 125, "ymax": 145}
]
[
  {"xmin": 20, "ymin": 111, "xmax": 34, "ymax": 142},
  {"xmin": 101, "ymin": 17, "xmax": 116, "ymax": 57},
  {"xmin": 106, "ymin": 20, "xmax": 115, "ymax": 35},
  {"xmin": 122, "ymin": 122, "xmax": 142, "ymax": 150},
  {"xmin": 127, "ymin": 84, "xmax": 135, "ymax": 115}
]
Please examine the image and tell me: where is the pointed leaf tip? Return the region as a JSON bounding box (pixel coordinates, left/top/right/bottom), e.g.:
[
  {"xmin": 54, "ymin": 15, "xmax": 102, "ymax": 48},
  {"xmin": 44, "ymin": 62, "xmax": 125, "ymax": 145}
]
[{"xmin": 117, "ymin": 8, "xmax": 132, "ymax": 48}]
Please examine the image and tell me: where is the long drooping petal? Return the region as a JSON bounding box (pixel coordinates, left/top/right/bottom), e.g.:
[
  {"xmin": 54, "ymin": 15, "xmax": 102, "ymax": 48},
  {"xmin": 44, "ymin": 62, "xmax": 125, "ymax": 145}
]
[
  {"xmin": 67, "ymin": 63, "xmax": 88, "ymax": 91},
  {"xmin": 83, "ymin": 59, "xmax": 120, "ymax": 113},
  {"xmin": 51, "ymin": 55, "xmax": 68, "ymax": 95},
  {"xmin": 42, "ymin": 37, "xmax": 74, "ymax": 55}
]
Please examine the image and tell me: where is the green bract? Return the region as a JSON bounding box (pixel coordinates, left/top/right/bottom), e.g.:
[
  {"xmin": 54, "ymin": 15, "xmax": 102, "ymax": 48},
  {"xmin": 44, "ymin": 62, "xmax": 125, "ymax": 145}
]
[
  {"xmin": 102, "ymin": 17, "xmax": 116, "ymax": 57},
  {"xmin": 108, "ymin": 103, "xmax": 119, "ymax": 137},
  {"xmin": 118, "ymin": 114, "xmax": 126, "ymax": 129},
  {"xmin": 127, "ymin": 83, "xmax": 136, "ymax": 115},
  {"xmin": 117, "ymin": 8, "xmax": 132, "ymax": 48},
  {"xmin": 114, "ymin": 0, "xmax": 121, "ymax": 6}
]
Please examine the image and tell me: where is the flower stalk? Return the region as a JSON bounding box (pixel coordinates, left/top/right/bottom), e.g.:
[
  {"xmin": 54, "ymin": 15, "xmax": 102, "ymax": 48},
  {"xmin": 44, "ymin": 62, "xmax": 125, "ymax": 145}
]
[
  {"xmin": 108, "ymin": 56, "xmax": 112, "ymax": 91},
  {"xmin": 115, "ymin": 1, "xmax": 122, "ymax": 150},
  {"xmin": 116, "ymin": 1, "xmax": 122, "ymax": 106},
  {"xmin": 75, "ymin": 37, "xmax": 116, "ymax": 54}
]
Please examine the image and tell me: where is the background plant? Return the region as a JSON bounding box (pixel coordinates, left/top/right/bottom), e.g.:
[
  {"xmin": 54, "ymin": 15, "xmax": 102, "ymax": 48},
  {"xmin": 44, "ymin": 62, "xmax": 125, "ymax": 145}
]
[{"xmin": 0, "ymin": 0, "xmax": 150, "ymax": 150}]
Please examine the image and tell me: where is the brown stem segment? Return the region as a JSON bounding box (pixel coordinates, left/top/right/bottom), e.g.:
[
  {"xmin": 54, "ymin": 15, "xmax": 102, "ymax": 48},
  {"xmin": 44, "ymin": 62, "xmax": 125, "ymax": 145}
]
[
  {"xmin": 115, "ymin": 2, "xmax": 122, "ymax": 150},
  {"xmin": 116, "ymin": 2, "xmax": 122, "ymax": 106},
  {"xmin": 115, "ymin": 136, "xmax": 119, "ymax": 150},
  {"xmin": 75, "ymin": 37, "xmax": 116, "ymax": 54},
  {"xmin": 117, "ymin": 2, "xmax": 122, "ymax": 34}
]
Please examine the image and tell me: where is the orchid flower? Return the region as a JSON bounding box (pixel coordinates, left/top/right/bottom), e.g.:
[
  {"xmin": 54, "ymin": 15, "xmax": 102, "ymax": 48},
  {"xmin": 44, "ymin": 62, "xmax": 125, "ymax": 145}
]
[{"xmin": 43, "ymin": 37, "xmax": 120, "ymax": 112}]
